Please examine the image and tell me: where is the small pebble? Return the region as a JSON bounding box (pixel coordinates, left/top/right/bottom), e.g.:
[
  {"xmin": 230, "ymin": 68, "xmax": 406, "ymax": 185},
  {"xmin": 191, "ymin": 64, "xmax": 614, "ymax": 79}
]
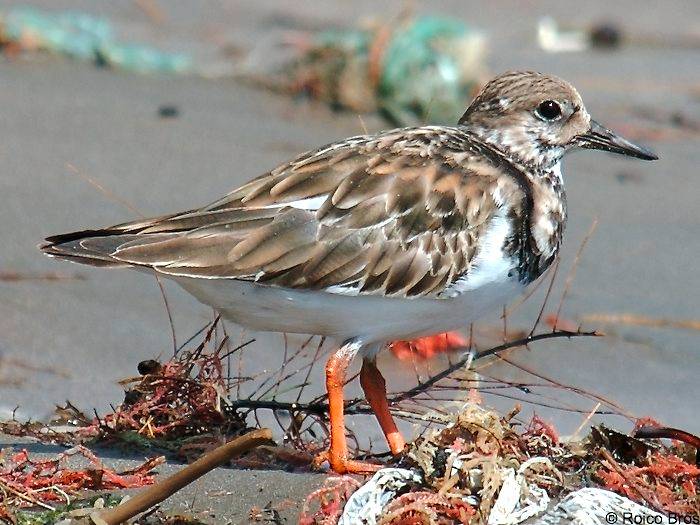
[
  {"xmin": 137, "ymin": 359, "xmax": 161, "ymax": 375},
  {"xmin": 589, "ymin": 22, "xmax": 623, "ymax": 49},
  {"xmin": 158, "ymin": 104, "xmax": 180, "ymax": 118}
]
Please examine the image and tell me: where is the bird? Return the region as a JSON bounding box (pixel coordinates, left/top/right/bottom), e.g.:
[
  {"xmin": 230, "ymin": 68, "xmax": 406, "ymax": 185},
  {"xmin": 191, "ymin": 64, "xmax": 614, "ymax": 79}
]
[{"xmin": 41, "ymin": 71, "xmax": 657, "ymax": 474}]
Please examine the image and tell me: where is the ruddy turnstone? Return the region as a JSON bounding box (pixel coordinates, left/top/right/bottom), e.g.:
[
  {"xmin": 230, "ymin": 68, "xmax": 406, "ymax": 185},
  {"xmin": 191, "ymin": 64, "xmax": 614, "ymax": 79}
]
[{"xmin": 41, "ymin": 71, "xmax": 657, "ymax": 473}]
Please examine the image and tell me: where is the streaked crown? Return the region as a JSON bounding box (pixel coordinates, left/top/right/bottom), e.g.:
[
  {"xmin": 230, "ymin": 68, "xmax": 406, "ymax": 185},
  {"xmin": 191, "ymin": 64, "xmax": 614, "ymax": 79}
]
[{"xmin": 459, "ymin": 71, "xmax": 591, "ymax": 168}]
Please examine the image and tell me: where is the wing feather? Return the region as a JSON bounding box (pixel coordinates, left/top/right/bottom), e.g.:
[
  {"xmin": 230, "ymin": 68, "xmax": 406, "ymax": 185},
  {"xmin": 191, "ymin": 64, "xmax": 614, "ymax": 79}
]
[{"xmin": 42, "ymin": 127, "xmax": 527, "ymax": 298}]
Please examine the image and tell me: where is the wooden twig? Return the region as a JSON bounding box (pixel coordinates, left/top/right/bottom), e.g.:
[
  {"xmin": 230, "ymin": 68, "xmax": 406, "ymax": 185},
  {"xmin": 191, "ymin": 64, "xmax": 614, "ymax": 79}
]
[
  {"xmin": 529, "ymin": 256, "xmax": 561, "ymax": 335},
  {"xmin": 0, "ymin": 479, "xmax": 55, "ymax": 511},
  {"xmin": 581, "ymin": 313, "xmax": 700, "ymax": 332},
  {"xmin": 634, "ymin": 426, "xmax": 700, "ymax": 450},
  {"xmin": 571, "ymin": 402, "xmax": 602, "ymax": 440},
  {"xmin": 390, "ymin": 329, "xmax": 600, "ymax": 404},
  {"xmin": 599, "ymin": 448, "xmax": 664, "ymax": 513},
  {"xmin": 65, "ymin": 163, "xmax": 144, "ymax": 218},
  {"xmin": 153, "ymin": 272, "xmax": 177, "ymax": 356},
  {"xmin": 552, "ymin": 218, "xmax": 598, "ymax": 331},
  {"xmin": 96, "ymin": 428, "xmax": 271, "ymax": 525},
  {"xmin": 225, "ymin": 330, "xmax": 600, "ymax": 422},
  {"xmin": 496, "ymin": 354, "xmax": 634, "ymax": 419},
  {"xmin": 0, "ymin": 271, "xmax": 85, "ymax": 282}
]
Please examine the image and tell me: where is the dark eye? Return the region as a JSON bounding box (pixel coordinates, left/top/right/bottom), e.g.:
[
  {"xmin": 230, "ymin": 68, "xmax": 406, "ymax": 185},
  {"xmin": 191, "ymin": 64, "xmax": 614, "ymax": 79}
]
[{"xmin": 536, "ymin": 100, "xmax": 562, "ymax": 120}]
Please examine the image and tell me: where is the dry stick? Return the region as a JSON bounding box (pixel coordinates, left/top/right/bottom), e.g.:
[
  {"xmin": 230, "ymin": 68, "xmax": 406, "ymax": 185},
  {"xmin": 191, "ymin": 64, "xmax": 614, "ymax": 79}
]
[
  {"xmin": 182, "ymin": 317, "xmax": 220, "ymax": 377},
  {"xmin": 357, "ymin": 114, "xmax": 369, "ymax": 135},
  {"xmin": 236, "ymin": 327, "xmax": 248, "ymax": 399},
  {"xmin": 254, "ymin": 336, "xmax": 319, "ymax": 401},
  {"xmin": 0, "ymin": 271, "xmax": 84, "ymax": 281},
  {"xmin": 471, "ymin": 370, "xmax": 617, "ymax": 415},
  {"xmin": 229, "ymin": 331, "xmax": 599, "ymax": 417},
  {"xmin": 598, "ymin": 448, "xmax": 664, "ymax": 514},
  {"xmin": 273, "ymin": 333, "xmax": 291, "ymax": 398},
  {"xmin": 504, "ymin": 266, "xmax": 548, "ymax": 318},
  {"xmin": 552, "ymin": 218, "xmax": 598, "ymax": 331},
  {"xmin": 65, "ymin": 163, "xmax": 144, "ymax": 218},
  {"xmin": 175, "ymin": 321, "xmax": 212, "ymax": 354},
  {"xmin": 571, "ymin": 402, "xmax": 602, "ymax": 440},
  {"xmin": 295, "ymin": 337, "xmax": 325, "ymax": 403},
  {"xmin": 229, "ymin": 332, "xmax": 612, "ymax": 442},
  {"xmin": 153, "ymin": 272, "xmax": 178, "ymax": 356},
  {"xmin": 97, "ymin": 429, "xmax": 271, "ymax": 525},
  {"xmin": 497, "ymin": 354, "xmax": 634, "ymax": 419},
  {"xmin": 581, "ymin": 313, "xmax": 700, "ymax": 332},
  {"xmin": 529, "ymin": 256, "xmax": 562, "ymax": 336},
  {"xmin": 218, "ymin": 338, "xmax": 256, "ymax": 362},
  {"xmin": 389, "ymin": 330, "xmax": 598, "ymax": 403}
]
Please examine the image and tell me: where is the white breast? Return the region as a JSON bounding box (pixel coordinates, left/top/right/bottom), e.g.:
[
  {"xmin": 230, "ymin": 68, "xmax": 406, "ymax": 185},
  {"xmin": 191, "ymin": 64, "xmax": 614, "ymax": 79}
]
[{"xmin": 442, "ymin": 211, "xmax": 518, "ymax": 298}]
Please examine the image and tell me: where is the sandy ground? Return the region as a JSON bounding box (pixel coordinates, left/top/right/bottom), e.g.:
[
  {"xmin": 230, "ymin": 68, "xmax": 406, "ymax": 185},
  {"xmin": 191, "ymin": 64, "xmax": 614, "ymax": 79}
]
[
  {"xmin": 0, "ymin": 1, "xmax": 699, "ymax": 520},
  {"xmin": 0, "ymin": 433, "xmax": 325, "ymax": 522}
]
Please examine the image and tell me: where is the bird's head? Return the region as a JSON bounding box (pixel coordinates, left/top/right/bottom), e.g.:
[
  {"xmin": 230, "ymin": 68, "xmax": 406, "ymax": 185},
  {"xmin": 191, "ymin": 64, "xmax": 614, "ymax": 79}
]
[{"xmin": 459, "ymin": 71, "xmax": 657, "ymax": 169}]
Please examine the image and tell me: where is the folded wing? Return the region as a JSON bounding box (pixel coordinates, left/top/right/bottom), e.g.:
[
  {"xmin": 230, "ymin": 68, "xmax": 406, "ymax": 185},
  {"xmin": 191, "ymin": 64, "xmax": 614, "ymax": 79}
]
[{"xmin": 42, "ymin": 128, "xmax": 524, "ymax": 299}]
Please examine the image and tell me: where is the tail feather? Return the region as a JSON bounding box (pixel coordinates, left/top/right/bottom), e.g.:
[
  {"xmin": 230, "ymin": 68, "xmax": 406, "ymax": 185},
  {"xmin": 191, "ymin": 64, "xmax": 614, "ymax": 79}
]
[
  {"xmin": 39, "ymin": 207, "xmax": 220, "ymax": 269},
  {"xmin": 40, "ymin": 231, "xmax": 134, "ymax": 267}
]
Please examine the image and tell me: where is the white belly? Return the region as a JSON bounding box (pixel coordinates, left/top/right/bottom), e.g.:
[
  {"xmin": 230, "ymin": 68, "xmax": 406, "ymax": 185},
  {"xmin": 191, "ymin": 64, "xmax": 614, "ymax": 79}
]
[
  {"xmin": 172, "ymin": 274, "xmax": 524, "ymax": 345},
  {"xmin": 171, "ymin": 209, "xmax": 525, "ymax": 345}
]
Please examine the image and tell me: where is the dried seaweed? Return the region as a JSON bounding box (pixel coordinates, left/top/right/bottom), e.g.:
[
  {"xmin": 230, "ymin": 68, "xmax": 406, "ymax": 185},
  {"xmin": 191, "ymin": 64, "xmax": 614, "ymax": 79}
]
[
  {"xmin": 76, "ymin": 319, "xmax": 251, "ymax": 459},
  {"xmin": 379, "ymin": 491, "xmax": 475, "ymax": 524},
  {"xmin": 325, "ymin": 402, "xmax": 698, "ymax": 524},
  {"xmin": 299, "ymin": 476, "xmax": 363, "ymax": 525},
  {"xmin": 0, "ymin": 445, "xmax": 161, "ymax": 517}
]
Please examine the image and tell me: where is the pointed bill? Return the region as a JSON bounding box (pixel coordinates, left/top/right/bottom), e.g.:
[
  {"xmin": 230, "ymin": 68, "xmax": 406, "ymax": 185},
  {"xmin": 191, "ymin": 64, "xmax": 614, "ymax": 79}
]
[{"xmin": 578, "ymin": 120, "xmax": 658, "ymax": 160}]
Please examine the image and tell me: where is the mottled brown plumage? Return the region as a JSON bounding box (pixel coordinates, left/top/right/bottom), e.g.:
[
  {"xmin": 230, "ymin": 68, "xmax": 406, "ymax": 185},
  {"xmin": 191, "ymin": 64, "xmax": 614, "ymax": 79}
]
[
  {"xmin": 48, "ymin": 128, "xmax": 525, "ymax": 298},
  {"xmin": 42, "ymin": 72, "xmax": 656, "ymax": 304},
  {"xmin": 40, "ymin": 71, "xmax": 657, "ymax": 475}
]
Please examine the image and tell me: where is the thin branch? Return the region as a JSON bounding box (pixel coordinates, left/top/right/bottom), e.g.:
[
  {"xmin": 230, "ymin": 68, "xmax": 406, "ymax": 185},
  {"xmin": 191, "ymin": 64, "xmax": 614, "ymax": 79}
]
[
  {"xmin": 571, "ymin": 402, "xmax": 602, "ymax": 440},
  {"xmin": 295, "ymin": 337, "xmax": 324, "ymax": 403},
  {"xmin": 496, "ymin": 354, "xmax": 634, "ymax": 420},
  {"xmin": 97, "ymin": 429, "xmax": 271, "ymax": 525},
  {"xmin": 529, "ymin": 256, "xmax": 561, "ymax": 336},
  {"xmin": 553, "ymin": 218, "xmax": 598, "ymax": 331},
  {"xmin": 153, "ymin": 272, "xmax": 177, "ymax": 356},
  {"xmin": 65, "ymin": 163, "xmax": 144, "ymax": 217},
  {"xmin": 598, "ymin": 448, "xmax": 665, "ymax": 514},
  {"xmin": 581, "ymin": 313, "xmax": 700, "ymax": 332},
  {"xmin": 390, "ymin": 330, "xmax": 599, "ymax": 404},
  {"xmin": 357, "ymin": 114, "xmax": 369, "ymax": 135}
]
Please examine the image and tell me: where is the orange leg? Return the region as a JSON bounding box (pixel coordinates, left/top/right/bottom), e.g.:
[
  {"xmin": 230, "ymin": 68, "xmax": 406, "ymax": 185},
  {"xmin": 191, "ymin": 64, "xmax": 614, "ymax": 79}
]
[
  {"xmin": 360, "ymin": 359, "xmax": 406, "ymax": 455},
  {"xmin": 324, "ymin": 342, "xmax": 381, "ymax": 474},
  {"xmin": 389, "ymin": 331, "xmax": 468, "ymax": 361}
]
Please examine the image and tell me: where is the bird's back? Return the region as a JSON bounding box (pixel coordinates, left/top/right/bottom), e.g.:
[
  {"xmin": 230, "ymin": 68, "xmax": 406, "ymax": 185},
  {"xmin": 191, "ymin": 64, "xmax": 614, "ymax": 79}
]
[{"xmin": 42, "ymin": 125, "xmax": 548, "ymax": 301}]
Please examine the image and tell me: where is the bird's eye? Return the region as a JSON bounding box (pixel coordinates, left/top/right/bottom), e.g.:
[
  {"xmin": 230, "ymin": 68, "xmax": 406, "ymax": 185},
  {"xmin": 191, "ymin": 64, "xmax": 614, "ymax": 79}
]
[{"xmin": 536, "ymin": 100, "xmax": 562, "ymax": 121}]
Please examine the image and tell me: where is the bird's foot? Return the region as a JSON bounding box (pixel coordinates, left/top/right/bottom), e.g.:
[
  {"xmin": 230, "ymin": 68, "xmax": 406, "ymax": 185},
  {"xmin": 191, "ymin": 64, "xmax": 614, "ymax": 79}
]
[{"xmin": 312, "ymin": 450, "xmax": 382, "ymax": 474}]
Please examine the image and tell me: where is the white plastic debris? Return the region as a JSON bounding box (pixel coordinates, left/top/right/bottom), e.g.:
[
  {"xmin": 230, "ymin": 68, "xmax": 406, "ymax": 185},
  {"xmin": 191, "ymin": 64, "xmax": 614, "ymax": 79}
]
[
  {"xmin": 533, "ymin": 487, "xmax": 669, "ymax": 525},
  {"xmin": 338, "ymin": 468, "xmax": 422, "ymax": 525},
  {"xmin": 538, "ymin": 17, "xmax": 588, "ymax": 53},
  {"xmin": 488, "ymin": 457, "xmax": 552, "ymax": 525}
]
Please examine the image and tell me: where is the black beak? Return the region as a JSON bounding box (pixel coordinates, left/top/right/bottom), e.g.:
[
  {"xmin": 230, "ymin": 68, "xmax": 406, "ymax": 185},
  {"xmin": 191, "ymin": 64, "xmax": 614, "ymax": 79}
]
[{"xmin": 578, "ymin": 120, "xmax": 658, "ymax": 160}]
